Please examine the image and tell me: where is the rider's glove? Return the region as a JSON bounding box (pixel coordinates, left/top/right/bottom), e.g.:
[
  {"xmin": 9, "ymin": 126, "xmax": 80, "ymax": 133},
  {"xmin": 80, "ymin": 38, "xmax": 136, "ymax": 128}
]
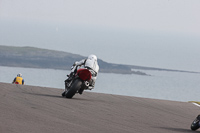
[
  {"xmin": 73, "ymin": 62, "xmax": 78, "ymax": 66},
  {"xmin": 71, "ymin": 65, "xmax": 74, "ymax": 70}
]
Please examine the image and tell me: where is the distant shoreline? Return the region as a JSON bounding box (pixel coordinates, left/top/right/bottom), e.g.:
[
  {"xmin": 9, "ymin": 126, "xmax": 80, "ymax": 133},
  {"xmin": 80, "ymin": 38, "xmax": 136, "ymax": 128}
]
[{"xmin": 0, "ymin": 45, "xmax": 199, "ymax": 75}]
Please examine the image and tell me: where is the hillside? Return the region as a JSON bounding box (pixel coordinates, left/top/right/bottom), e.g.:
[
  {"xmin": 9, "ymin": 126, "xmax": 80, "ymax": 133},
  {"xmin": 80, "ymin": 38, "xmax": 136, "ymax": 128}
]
[
  {"xmin": 0, "ymin": 45, "xmax": 199, "ymax": 75},
  {"xmin": 0, "ymin": 45, "xmax": 147, "ymax": 75},
  {"xmin": 0, "ymin": 82, "xmax": 198, "ymax": 133}
]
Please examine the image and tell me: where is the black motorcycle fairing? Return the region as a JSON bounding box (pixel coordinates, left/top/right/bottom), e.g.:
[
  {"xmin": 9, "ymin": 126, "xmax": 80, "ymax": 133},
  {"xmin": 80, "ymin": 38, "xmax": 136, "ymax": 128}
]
[{"xmin": 191, "ymin": 115, "xmax": 200, "ymax": 131}]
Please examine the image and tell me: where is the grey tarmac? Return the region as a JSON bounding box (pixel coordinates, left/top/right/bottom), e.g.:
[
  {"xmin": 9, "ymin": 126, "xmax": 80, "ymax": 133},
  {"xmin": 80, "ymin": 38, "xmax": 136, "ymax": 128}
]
[{"xmin": 0, "ymin": 82, "xmax": 199, "ymax": 133}]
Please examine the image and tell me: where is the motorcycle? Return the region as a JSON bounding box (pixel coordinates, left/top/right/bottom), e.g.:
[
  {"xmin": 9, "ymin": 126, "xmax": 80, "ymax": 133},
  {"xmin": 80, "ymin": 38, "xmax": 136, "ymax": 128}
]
[
  {"xmin": 191, "ymin": 115, "xmax": 200, "ymax": 131},
  {"xmin": 62, "ymin": 65, "xmax": 92, "ymax": 98}
]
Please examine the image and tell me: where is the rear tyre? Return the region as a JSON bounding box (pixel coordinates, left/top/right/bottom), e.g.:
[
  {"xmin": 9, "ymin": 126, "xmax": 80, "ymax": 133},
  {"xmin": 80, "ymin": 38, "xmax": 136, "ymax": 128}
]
[{"xmin": 65, "ymin": 79, "xmax": 82, "ymax": 98}]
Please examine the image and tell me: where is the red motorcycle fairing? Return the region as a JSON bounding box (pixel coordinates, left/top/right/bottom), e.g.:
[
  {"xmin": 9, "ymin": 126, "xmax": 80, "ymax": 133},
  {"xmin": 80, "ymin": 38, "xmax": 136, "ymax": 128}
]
[{"xmin": 76, "ymin": 68, "xmax": 92, "ymax": 81}]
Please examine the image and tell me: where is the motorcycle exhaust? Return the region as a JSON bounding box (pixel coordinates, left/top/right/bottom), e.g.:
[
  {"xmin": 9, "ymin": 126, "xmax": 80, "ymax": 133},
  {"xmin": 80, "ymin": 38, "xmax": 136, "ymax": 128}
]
[{"xmin": 84, "ymin": 81, "xmax": 90, "ymax": 87}]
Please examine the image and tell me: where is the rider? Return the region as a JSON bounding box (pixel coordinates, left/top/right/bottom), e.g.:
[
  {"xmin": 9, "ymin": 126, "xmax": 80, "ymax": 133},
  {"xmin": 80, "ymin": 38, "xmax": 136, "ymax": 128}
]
[
  {"xmin": 74, "ymin": 54, "xmax": 99, "ymax": 89},
  {"xmin": 63, "ymin": 54, "xmax": 99, "ymax": 95},
  {"xmin": 12, "ymin": 73, "xmax": 25, "ymax": 85}
]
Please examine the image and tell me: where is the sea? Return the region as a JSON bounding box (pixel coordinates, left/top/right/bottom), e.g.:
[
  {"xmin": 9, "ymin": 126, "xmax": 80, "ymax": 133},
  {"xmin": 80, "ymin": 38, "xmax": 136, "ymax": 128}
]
[{"xmin": 1, "ymin": 65, "xmax": 200, "ymax": 102}]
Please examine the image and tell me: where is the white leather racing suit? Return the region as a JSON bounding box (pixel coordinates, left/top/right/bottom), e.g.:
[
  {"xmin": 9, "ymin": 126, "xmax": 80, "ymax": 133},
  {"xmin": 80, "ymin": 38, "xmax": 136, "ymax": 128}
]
[{"xmin": 74, "ymin": 56, "xmax": 99, "ymax": 89}]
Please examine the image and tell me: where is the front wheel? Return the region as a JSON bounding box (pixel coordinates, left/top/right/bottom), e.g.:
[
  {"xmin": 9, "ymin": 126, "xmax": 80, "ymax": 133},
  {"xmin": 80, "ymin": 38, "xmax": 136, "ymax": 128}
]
[
  {"xmin": 65, "ymin": 79, "xmax": 82, "ymax": 98},
  {"xmin": 191, "ymin": 120, "xmax": 200, "ymax": 131}
]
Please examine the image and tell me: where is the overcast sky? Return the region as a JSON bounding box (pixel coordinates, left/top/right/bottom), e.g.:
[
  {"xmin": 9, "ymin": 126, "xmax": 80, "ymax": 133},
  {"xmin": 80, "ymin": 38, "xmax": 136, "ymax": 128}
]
[
  {"xmin": 1, "ymin": 0, "xmax": 200, "ymax": 36},
  {"xmin": 0, "ymin": 0, "xmax": 200, "ymax": 71}
]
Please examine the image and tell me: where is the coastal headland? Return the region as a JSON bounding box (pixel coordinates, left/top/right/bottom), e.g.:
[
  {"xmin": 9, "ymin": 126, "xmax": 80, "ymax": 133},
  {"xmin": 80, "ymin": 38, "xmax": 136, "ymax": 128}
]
[
  {"xmin": 0, "ymin": 82, "xmax": 199, "ymax": 133},
  {"xmin": 1, "ymin": 45, "xmax": 199, "ymax": 75}
]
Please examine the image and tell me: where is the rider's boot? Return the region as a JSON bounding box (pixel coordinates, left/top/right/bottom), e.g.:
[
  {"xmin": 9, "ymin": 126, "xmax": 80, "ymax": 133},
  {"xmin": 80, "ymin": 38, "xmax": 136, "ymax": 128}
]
[
  {"xmin": 78, "ymin": 88, "xmax": 84, "ymax": 94},
  {"xmin": 88, "ymin": 85, "xmax": 94, "ymax": 90}
]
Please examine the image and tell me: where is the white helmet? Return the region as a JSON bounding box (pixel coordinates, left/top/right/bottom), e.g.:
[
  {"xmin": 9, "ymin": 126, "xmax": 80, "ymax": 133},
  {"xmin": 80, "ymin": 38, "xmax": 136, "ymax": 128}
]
[
  {"xmin": 17, "ymin": 73, "xmax": 22, "ymax": 77},
  {"xmin": 88, "ymin": 54, "xmax": 97, "ymax": 61}
]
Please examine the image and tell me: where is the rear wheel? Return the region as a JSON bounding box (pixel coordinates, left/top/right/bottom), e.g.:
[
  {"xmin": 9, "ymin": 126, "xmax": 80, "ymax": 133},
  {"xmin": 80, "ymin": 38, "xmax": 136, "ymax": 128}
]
[{"xmin": 65, "ymin": 79, "xmax": 82, "ymax": 98}]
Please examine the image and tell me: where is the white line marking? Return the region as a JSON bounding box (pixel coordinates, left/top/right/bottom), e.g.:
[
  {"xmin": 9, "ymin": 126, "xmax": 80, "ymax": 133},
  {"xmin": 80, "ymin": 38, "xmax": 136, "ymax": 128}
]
[{"xmin": 192, "ymin": 103, "xmax": 200, "ymax": 107}]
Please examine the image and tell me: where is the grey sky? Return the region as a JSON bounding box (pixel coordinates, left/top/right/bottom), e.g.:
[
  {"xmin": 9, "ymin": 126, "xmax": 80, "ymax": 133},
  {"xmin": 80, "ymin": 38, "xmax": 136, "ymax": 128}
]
[
  {"xmin": 0, "ymin": 0, "xmax": 200, "ymax": 71},
  {"xmin": 1, "ymin": 0, "xmax": 200, "ymax": 36}
]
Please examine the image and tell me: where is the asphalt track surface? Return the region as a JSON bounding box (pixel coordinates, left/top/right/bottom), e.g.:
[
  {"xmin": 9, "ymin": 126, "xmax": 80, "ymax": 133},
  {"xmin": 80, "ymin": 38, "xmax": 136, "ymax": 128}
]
[{"xmin": 0, "ymin": 82, "xmax": 200, "ymax": 133}]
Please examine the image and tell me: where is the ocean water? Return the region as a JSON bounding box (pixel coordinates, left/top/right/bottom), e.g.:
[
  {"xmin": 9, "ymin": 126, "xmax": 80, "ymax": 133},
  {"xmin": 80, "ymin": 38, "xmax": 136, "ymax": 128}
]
[{"xmin": 1, "ymin": 66, "xmax": 200, "ymax": 102}]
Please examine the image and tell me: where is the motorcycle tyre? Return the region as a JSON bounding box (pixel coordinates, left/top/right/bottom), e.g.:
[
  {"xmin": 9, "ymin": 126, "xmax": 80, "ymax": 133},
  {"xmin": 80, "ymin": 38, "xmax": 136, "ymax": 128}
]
[
  {"xmin": 191, "ymin": 121, "xmax": 199, "ymax": 131},
  {"xmin": 65, "ymin": 79, "xmax": 82, "ymax": 99}
]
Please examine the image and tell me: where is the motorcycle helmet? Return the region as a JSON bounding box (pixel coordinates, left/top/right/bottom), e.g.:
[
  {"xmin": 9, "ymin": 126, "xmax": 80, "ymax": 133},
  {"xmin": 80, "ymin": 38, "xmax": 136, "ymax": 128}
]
[
  {"xmin": 17, "ymin": 73, "xmax": 22, "ymax": 77},
  {"xmin": 88, "ymin": 54, "xmax": 97, "ymax": 61}
]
